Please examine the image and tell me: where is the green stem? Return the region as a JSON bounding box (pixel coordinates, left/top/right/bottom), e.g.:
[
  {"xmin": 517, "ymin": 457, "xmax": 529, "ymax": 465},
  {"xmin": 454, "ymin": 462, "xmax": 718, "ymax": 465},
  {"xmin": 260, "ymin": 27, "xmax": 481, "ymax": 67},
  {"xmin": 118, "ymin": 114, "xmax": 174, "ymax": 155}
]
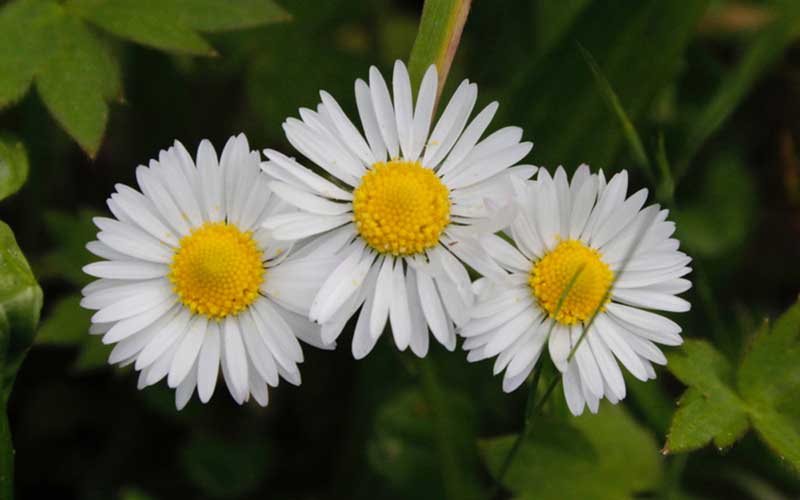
[{"xmin": 408, "ymin": 0, "xmax": 472, "ymax": 98}]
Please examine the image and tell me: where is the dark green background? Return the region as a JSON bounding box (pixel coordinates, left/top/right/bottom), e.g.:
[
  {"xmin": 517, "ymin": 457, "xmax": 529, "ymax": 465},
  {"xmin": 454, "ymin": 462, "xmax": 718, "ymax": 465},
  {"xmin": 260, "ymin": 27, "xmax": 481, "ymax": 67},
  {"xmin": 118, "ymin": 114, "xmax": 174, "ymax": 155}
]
[{"xmin": 1, "ymin": 0, "xmax": 799, "ymax": 498}]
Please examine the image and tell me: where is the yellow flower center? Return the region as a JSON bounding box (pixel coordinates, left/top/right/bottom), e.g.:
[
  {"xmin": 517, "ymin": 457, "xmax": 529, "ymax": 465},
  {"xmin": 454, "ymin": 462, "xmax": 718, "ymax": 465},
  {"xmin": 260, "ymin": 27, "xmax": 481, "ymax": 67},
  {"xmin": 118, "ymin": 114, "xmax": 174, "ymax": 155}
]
[
  {"xmin": 352, "ymin": 160, "xmax": 450, "ymax": 256},
  {"xmin": 529, "ymin": 240, "xmax": 613, "ymax": 325},
  {"xmin": 169, "ymin": 222, "xmax": 264, "ymax": 320}
]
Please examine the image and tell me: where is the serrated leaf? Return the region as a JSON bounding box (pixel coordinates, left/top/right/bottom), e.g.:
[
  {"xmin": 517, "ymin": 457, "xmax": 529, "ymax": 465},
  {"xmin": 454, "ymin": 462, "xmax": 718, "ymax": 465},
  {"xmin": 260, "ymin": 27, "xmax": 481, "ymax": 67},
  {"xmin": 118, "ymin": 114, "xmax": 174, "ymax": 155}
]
[
  {"xmin": 665, "ymin": 340, "xmax": 748, "ymax": 452},
  {"xmin": 0, "ymin": 135, "xmax": 29, "ymax": 202},
  {"xmin": 481, "ymin": 404, "xmax": 662, "ymax": 500},
  {"xmin": 666, "ymin": 301, "xmax": 800, "ymax": 472},
  {"xmin": 0, "ymin": 0, "xmax": 61, "ymax": 107},
  {"xmin": 162, "ymin": 0, "xmax": 290, "ymax": 32},
  {"xmin": 67, "ymin": 0, "xmax": 290, "ymax": 56},
  {"xmin": 36, "ymin": 294, "xmax": 91, "ymax": 346},
  {"xmin": 67, "ymin": 0, "xmax": 215, "ymax": 56},
  {"xmin": 35, "ymin": 14, "xmax": 121, "ymax": 157},
  {"xmin": 739, "ymin": 301, "xmax": 800, "ymax": 471}
]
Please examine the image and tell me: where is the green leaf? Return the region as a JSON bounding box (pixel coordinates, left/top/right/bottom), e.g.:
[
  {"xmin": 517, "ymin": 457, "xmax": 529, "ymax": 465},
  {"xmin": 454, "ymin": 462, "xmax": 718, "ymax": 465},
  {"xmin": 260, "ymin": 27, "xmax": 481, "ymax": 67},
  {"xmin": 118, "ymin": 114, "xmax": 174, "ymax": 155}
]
[
  {"xmin": 505, "ymin": 0, "xmax": 709, "ymax": 169},
  {"xmin": 666, "ymin": 301, "xmax": 800, "ymax": 472},
  {"xmin": 180, "ymin": 434, "xmax": 271, "ymax": 499},
  {"xmin": 481, "ymin": 403, "xmax": 662, "ymax": 500},
  {"xmin": 408, "ymin": 0, "xmax": 471, "ymax": 94},
  {"xmin": 67, "ymin": 0, "xmax": 290, "ymax": 56},
  {"xmin": 577, "ymin": 44, "xmax": 654, "ymax": 183},
  {"xmin": 35, "ymin": 14, "xmax": 122, "ymax": 157},
  {"xmin": 0, "ymin": 221, "xmax": 43, "ymax": 396},
  {"xmin": 0, "ymin": 135, "xmax": 29, "ymax": 202},
  {"xmin": 0, "ymin": 220, "xmax": 42, "ymax": 498},
  {"xmin": 739, "ymin": 301, "xmax": 800, "ymax": 471},
  {"xmin": 36, "ymin": 294, "xmax": 91, "ymax": 346},
  {"xmin": 0, "ymin": 0, "xmax": 61, "ymax": 107}
]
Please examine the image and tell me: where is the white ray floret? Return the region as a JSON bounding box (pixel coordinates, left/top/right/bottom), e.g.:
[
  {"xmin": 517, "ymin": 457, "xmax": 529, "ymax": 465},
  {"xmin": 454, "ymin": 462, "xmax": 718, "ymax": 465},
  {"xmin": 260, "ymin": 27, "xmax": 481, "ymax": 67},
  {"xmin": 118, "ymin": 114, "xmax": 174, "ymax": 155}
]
[
  {"xmin": 82, "ymin": 134, "xmax": 337, "ymax": 410},
  {"xmin": 262, "ymin": 60, "xmax": 535, "ymax": 358},
  {"xmin": 461, "ymin": 165, "xmax": 692, "ymax": 415}
]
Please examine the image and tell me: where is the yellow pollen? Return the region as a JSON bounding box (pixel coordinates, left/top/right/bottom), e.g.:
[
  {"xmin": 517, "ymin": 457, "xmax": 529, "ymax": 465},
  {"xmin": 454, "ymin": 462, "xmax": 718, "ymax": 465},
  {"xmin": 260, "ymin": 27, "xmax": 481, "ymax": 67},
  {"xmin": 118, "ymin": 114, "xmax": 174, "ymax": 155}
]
[
  {"xmin": 529, "ymin": 240, "xmax": 613, "ymax": 325},
  {"xmin": 352, "ymin": 160, "xmax": 450, "ymax": 256},
  {"xmin": 169, "ymin": 222, "xmax": 264, "ymax": 320}
]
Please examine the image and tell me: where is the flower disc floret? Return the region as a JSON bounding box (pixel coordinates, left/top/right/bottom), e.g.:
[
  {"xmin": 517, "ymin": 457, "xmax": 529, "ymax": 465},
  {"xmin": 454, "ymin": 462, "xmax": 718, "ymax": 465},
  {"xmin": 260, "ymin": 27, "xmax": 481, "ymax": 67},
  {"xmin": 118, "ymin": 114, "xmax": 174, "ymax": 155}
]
[{"xmin": 353, "ymin": 160, "xmax": 450, "ymax": 255}]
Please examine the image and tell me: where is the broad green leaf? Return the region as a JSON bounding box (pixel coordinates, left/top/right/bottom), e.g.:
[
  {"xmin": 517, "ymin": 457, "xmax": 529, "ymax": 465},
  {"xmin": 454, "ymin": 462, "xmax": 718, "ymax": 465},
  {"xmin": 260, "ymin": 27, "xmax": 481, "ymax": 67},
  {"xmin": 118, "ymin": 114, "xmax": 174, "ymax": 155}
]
[
  {"xmin": 160, "ymin": 0, "xmax": 290, "ymax": 33},
  {"xmin": 0, "ymin": 220, "xmax": 42, "ymax": 498},
  {"xmin": 35, "ymin": 14, "xmax": 121, "ymax": 157},
  {"xmin": 666, "ymin": 301, "xmax": 800, "ymax": 472},
  {"xmin": 504, "ymin": 0, "xmax": 709, "ymax": 169},
  {"xmin": 674, "ymin": 152, "xmax": 756, "ymax": 257},
  {"xmin": 367, "ymin": 387, "xmax": 483, "ymax": 500},
  {"xmin": 0, "ymin": 135, "xmax": 29, "ymax": 202},
  {"xmin": 739, "ymin": 301, "xmax": 800, "ymax": 471},
  {"xmin": 180, "ymin": 434, "xmax": 271, "ymax": 499},
  {"xmin": 36, "ymin": 294, "xmax": 91, "ymax": 346},
  {"xmin": 408, "ymin": 0, "xmax": 471, "ymax": 94},
  {"xmin": 0, "ymin": 221, "xmax": 43, "ymax": 396},
  {"xmin": 0, "ymin": 0, "xmax": 60, "ymax": 107},
  {"xmin": 666, "ymin": 340, "xmax": 748, "ymax": 453},
  {"xmin": 67, "ymin": 0, "xmax": 290, "ymax": 56},
  {"xmin": 481, "ymin": 403, "xmax": 662, "ymax": 500}
]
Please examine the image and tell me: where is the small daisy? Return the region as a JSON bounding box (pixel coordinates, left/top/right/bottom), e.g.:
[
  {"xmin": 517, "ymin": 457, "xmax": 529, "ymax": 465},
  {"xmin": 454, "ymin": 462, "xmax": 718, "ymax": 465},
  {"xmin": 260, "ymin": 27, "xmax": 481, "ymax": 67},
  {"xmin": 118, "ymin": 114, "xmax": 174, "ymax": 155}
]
[
  {"xmin": 461, "ymin": 166, "xmax": 692, "ymax": 415},
  {"xmin": 262, "ymin": 60, "xmax": 534, "ymax": 358},
  {"xmin": 81, "ymin": 134, "xmax": 336, "ymax": 410}
]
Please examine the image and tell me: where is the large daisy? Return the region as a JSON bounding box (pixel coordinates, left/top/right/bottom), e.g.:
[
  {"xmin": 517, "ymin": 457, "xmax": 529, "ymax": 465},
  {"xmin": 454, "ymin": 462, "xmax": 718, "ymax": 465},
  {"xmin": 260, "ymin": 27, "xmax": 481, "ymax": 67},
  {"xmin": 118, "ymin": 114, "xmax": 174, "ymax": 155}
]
[
  {"xmin": 82, "ymin": 134, "xmax": 336, "ymax": 410},
  {"xmin": 262, "ymin": 60, "xmax": 534, "ymax": 358},
  {"xmin": 461, "ymin": 166, "xmax": 692, "ymax": 415}
]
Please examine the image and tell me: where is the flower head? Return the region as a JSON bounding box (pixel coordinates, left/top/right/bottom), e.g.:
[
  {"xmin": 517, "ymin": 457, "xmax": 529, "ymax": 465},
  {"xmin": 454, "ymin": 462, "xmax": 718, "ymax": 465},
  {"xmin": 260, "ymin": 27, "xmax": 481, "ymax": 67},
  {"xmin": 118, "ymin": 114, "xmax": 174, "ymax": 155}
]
[
  {"xmin": 462, "ymin": 166, "xmax": 692, "ymax": 415},
  {"xmin": 262, "ymin": 61, "xmax": 534, "ymax": 358},
  {"xmin": 82, "ymin": 134, "xmax": 336, "ymax": 409}
]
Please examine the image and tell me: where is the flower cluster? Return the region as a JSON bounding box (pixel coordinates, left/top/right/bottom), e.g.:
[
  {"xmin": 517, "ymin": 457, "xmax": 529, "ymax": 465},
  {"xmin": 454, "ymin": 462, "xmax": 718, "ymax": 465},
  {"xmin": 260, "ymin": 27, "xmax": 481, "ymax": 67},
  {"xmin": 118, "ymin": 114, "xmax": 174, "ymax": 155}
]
[{"xmin": 82, "ymin": 61, "xmax": 691, "ymax": 414}]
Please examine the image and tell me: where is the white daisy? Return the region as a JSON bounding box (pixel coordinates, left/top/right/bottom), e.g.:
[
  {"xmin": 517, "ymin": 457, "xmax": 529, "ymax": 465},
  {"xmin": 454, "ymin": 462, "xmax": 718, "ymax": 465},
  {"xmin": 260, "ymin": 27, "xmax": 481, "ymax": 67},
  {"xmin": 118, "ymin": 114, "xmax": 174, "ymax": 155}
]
[
  {"xmin": 461, "ymin": 166, "xmax": 692, "ymax": 415},
  {"xmin": 261, "ymin": 60, "xmax": 534, "ymax": 359},
  {"xmin": 81, "ymin": 134, "xmax": 336, "ymax": 410}
]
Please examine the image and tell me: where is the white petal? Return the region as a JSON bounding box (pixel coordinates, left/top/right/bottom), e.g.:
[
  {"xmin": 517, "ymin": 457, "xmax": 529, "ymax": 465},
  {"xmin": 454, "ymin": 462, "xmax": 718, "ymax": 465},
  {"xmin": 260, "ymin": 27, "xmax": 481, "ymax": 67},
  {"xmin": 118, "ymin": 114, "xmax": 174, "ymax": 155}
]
[
  {"xmin": 261, "ymin": 149, "xmax": 353, "ymax": 201},
  {"xmin": 222, "ymin": 316, "xmax": 249, "ymax": 404},
  {"xmin": 423, "ymin": 80, "xmax": 477, "ymax": 168},
  {"xmin": 392, "ymin": 60, "xmax": 414, "ymax": 160},
  {"xmin": 409, "ymin": 65, "xmax": 437, "ymax": 162},
  {"xmin": 263, "ymin": 212, "xmax": 351, "ymax": 240},
  {"xmin": 355, "ymin": 79, "xmax": 387, "ymax": 162},
  {"xmin": 369, "ymin": 66, "xmax": 400, "ymax": 158},
  {"xmin": 369, "ymin": 256, "xmax": 394, "ymax": 339},
  {"xmin": 416, "ymin": 269, "xmax": 453, "ymax": 350},
  {"xmin": 197, "ymin": 322, "xmax": 221, "ymax": 403},
  {"xmin": 83, "ymin": 260, "xmax": 168, "ymax": 280},
  {"xmin": 168, "ymin": 316, "xmax": 208, "ymax": 388},
  {"xmin": 320, "ymin": 90, "xmax": 375, "ymax": 165},
  {"xmin": 269, "ymin": 181, "xmax": 352, "ymax": 215}
]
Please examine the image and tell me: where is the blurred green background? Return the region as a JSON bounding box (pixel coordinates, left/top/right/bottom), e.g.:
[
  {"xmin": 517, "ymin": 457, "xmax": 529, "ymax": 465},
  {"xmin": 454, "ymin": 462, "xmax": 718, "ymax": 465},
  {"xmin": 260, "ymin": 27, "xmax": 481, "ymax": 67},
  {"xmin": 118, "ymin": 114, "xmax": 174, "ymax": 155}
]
[{"xmin": 1, "ymin": 0, "xmax": 799, "ymax": 499}]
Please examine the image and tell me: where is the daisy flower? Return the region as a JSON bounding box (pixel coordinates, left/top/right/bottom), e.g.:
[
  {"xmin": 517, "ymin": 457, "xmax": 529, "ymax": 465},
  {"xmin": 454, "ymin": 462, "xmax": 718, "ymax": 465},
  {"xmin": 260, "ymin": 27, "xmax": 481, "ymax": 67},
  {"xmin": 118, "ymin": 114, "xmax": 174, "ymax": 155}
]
[
  {"xmin": 262, "ymin": 60, "xmax": 534, "ymax": 359},
  {"xmin": 81, "ymin": 134, "xmax": 336, "ymax": 410},
  {"xmin": 461, "ymin": 166, "xmax": 692, "ymax": 415}
]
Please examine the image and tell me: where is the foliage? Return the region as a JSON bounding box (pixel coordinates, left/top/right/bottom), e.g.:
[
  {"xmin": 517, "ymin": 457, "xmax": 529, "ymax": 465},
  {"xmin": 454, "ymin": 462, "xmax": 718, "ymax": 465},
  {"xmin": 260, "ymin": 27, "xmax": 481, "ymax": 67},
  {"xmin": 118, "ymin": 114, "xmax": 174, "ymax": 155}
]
[
  {"xmin": 0, "ymin": 0, "xmax": 289, "ymax": 156},
  {"xmin": 666, "ymin": 301, "xmax": 800, "ymax": 473},
  {"xmin": 0, "ymin": 0, "xmax": 799, "ymax": 498},
  {"xmin": 481, "ymin": 403, "xmax": 662, "ymax": 500}
]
